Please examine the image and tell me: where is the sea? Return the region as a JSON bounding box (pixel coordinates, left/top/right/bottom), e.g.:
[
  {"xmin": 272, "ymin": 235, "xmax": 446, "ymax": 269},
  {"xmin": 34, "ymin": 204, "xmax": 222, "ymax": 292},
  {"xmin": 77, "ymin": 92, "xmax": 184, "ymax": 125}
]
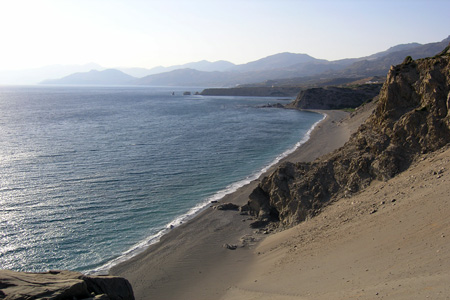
[{"xmin": 0, "ymin": 85, "xmax": 323, "ymax": 274}]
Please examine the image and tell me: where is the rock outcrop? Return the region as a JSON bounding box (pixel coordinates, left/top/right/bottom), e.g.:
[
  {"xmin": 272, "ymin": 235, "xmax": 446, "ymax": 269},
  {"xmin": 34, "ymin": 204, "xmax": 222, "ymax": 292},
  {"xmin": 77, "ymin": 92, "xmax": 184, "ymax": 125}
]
[
  {"xmin": 0, "ymin": 270, "xmax": 134, "ymax": 300},
  {"xmin": 286, "ymin": 84, "xmax": 382, "ymax": 110},
  {"xmin": 244, "ymin": 45, "xmax": 450, "ymax": 227}
]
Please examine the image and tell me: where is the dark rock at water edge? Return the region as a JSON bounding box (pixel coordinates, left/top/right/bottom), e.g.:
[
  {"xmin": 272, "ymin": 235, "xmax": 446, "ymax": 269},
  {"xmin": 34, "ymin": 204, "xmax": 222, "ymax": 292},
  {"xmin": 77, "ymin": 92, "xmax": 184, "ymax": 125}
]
[
  {"xmin": 246, "ymin": 45, "xmax": 450, "ymax": 227},
  {"xmin": 286, "ymin": 84, "xmax": 382, "ymax": 110},
  {"xmin": 214, "ymin": 202, "xmax": 240, "ymax": 211},
  {"xmin": 258, "ymin": 103, "xmax": 285, "ymax": 108},
  {"xmin": 0, "ymin": 269, "xmax": 134, "ymax": 300}
]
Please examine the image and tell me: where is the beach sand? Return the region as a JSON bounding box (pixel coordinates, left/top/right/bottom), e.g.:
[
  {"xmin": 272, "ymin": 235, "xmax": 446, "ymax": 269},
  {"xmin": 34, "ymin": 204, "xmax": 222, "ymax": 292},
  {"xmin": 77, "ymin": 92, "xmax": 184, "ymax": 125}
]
[
  {"xmin": 112, "ymin": 101, "xmax": 450, "ymax": 299},
  {"xmin": 109, "ymin": 108, "xmax": 359, "ymax": 299}
]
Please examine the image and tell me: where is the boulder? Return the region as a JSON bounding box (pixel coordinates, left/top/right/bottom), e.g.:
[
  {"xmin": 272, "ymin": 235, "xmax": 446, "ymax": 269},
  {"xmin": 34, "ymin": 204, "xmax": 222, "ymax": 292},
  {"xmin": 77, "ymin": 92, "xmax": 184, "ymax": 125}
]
[
  {"xmin": 214, "ymin": 203, "xmax": 239, "ymax": 211},
  {"xmin": 0, "ymin": 270, "xmax": 134, "ymax": 300}
]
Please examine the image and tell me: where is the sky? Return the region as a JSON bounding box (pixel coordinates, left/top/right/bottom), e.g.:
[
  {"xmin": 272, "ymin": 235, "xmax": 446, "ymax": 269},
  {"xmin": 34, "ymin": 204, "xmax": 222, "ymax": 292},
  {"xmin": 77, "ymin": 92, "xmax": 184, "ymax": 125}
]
[{"xmin": 0, "ymin": 0, "xmax": 449, "ymax": 71}]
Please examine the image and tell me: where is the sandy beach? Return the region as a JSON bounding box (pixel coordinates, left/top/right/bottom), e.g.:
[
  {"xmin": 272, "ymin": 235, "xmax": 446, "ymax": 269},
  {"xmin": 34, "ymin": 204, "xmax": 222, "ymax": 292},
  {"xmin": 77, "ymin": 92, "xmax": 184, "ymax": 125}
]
[
  {"xmin": 111, "ymin": 98, "xmax": 450, "ymax": 299},
  {"xmin": 109, "ymin": 107, "xmax": 363, "ymax": 299}
]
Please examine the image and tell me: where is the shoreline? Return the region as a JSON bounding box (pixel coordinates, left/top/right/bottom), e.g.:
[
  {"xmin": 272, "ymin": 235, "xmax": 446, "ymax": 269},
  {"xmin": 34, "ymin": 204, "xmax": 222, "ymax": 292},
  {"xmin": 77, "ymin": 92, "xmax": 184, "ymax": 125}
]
[
  {"xmin": 110, "ymin": 108, "xmax": 368, "ymax": 300},
  {"xmin": 93, "ymin": 109, "xmax": 325, "ymax": 275}
]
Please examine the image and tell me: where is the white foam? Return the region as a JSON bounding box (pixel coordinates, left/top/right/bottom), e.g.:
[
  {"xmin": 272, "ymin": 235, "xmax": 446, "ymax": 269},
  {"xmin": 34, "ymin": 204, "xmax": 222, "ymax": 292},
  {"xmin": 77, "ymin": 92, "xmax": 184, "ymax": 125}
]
[{"xmin": 89, "ymin": 112, "xmax": 326, "ymax": 275}]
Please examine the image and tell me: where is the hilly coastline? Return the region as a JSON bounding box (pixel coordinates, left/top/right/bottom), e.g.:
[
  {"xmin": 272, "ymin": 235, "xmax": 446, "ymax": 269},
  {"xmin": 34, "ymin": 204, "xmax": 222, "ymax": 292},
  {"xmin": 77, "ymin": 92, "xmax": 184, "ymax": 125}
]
[
  {"xmin": 37, "ymin": 36, "xmax": 450, "ymax": 88},
  {"xmin": 2, "ymin": 43, "xmax": 450, "ymax": 300},
  {"xmin": 245, "ymin": 45, "xmax": 450, "ymax": 228},
  {"xmin": 107, "ymin": 44, "xmax": 450, "ymax": 300},
  {"xmin": 132, "ymin": 37, "xmax": 449, "ymax": 87}
]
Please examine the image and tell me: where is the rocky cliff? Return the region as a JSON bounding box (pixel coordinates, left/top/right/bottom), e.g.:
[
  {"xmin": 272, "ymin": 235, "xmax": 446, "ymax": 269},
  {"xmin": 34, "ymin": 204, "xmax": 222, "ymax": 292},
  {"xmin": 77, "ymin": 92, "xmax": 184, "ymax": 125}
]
[
  {"xmin": 0, "ymin": 270, "xmax": 134, "ymax": 300},
  {"xmin": 244, "ymin": 45, "xmax": 450, "ymax": 227},
  {"xmin": 286, "ymin": 84, "xmax": 382, "ymax": 110}
]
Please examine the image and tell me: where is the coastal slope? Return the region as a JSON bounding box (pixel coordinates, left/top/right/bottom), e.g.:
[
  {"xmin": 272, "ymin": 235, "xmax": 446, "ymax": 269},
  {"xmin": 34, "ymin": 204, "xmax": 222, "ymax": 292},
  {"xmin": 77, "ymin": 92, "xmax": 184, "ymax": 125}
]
[
  {"xmin": 222, "ymin": 144, "xmax": 450, "ymax": 299},
  {"xmin": 246, "ymin": 47, "xmax": 450, "ymax": 228},
  {"xmin": 113, "ymin": 45, "xmax": 450, "ymax": 300},
  {"xmin": 223, "ymin": 45, "xmax": 450, "ymax": 299}
]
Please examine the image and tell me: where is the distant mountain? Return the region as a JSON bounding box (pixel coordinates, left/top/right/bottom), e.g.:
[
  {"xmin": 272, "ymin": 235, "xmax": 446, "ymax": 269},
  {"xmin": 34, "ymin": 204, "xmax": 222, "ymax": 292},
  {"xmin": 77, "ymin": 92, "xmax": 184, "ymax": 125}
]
[
  {"xmin": 338, "ymin": 35, "xmax": 450, "ymax": 77},
  {"xmin": 133, "ymin": 68, "xmax": 233, "ymax": 87},
  {"xmin": 182, "ymin": 60, "xmax": 236, "ymax": 72},
  {"xmin": 230, "ymin": 52, "xmax": 323, "ymax": 72},
  {"xmin": 135, "ymin": 53, "xmax": 332, "ymax": 87},
  {"xmin": 119, "ymin": 60, "xmax": 236, "ymax": 77},
  {"xmin": 116, "ymin": 67, "xmax": 157, "ymax": 78},
  {"xmin": 234, "ymin": 36, "xmax": 450, "ymax": 87},
  {"xmin": 365, "ymin": 43, "xmax": 422, "ymax": 60},
  {"xmin": 0, "ymin": 63, "xmax": 104, "ymax": 85},
  {"xmin": 41, "ymin": 69, "xmax": 137, "ymax": 85},
  {"xmin": 38, "ymin": 35, "xmax": 450, "ymax": 88}
]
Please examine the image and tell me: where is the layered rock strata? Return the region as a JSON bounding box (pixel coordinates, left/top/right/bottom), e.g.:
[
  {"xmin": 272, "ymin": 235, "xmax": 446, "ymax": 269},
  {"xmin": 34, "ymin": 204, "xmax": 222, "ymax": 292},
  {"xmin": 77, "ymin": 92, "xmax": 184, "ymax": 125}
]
[{"xmin": 244, "ymin": 45, "xmax": 450, "ymax": 227}]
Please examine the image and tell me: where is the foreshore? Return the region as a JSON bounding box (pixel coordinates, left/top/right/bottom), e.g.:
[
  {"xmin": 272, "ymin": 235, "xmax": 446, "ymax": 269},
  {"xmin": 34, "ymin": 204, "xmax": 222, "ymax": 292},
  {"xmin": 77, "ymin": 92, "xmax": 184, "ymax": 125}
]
[{"xmin": 109, "ymin": 107, "xmax": 369, "ymax": 300}]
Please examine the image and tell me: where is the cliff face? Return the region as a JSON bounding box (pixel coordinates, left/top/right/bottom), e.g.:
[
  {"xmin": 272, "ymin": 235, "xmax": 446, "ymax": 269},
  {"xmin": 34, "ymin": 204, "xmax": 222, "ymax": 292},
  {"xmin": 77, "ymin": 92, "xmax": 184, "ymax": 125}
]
[
  {"xmin": 287, "ymin": 84, "xmax": 382, "ymax": 110},
  {"xmin": 245, "ymin": 46, "xmax": 450, "ymax": 227}
]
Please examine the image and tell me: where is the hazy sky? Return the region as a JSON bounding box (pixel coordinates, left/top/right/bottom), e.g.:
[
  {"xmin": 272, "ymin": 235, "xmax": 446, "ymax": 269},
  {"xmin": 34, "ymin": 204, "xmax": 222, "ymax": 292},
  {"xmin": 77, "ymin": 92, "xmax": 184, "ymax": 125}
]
[{"xmin": 0, "ymin": 0, "xmax": 449, "ymax": 70}]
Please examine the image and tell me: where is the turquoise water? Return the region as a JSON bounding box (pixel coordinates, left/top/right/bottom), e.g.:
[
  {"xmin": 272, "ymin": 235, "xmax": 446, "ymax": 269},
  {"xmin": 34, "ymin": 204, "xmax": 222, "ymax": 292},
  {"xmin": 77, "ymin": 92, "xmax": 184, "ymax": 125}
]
[{"xmin": 0, "ymin": 86, "xmax": 323, "ymax": 273}]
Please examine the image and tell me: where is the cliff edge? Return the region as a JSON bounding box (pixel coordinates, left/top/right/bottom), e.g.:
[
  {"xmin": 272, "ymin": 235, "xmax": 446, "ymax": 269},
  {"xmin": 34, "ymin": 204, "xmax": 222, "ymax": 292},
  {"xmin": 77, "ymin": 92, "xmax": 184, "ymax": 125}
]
[{"xmin": 245, "ymin": 45, "xmax": 450, "ymax": 227}]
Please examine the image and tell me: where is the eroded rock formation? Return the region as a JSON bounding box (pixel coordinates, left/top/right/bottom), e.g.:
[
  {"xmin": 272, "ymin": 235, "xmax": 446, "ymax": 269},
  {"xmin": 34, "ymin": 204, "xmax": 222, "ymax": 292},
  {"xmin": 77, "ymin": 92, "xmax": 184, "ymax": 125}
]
[
  {"xmin": 244, "ymin": 45, "xmax": 450, "ymax": 227},
  {"xmin": 0, "ymin": 270, "xmax": 134, "ymax": 300}
]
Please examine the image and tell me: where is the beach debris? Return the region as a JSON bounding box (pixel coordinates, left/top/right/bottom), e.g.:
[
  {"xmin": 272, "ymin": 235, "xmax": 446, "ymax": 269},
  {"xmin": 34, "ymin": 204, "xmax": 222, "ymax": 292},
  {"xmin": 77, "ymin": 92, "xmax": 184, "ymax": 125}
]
[
  {"xmin": 240, "ymin": 235, "xmax": 258, "ymax": 247},
  {"xmin": 215, "ymin": 203, "xmax": 239, "ymax": 211},
  {"xmin": 223, "ymin": 243, "xmax": 238, "ymax": 250}
]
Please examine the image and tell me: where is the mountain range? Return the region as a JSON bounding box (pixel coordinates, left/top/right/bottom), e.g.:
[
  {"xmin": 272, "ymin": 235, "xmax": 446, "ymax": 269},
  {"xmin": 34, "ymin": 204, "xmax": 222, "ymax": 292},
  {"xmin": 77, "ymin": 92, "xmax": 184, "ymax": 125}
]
[
  {"xmin": 41, "ymin": 69, "xmax": 137, "ymax": 85},
  {"xmin": 0, "ymin": 63, "xmax": 104, "ymax": 85},
  {"xmin": 16, "ymin": 36, "xmax": 450, "ymax": 87}
]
